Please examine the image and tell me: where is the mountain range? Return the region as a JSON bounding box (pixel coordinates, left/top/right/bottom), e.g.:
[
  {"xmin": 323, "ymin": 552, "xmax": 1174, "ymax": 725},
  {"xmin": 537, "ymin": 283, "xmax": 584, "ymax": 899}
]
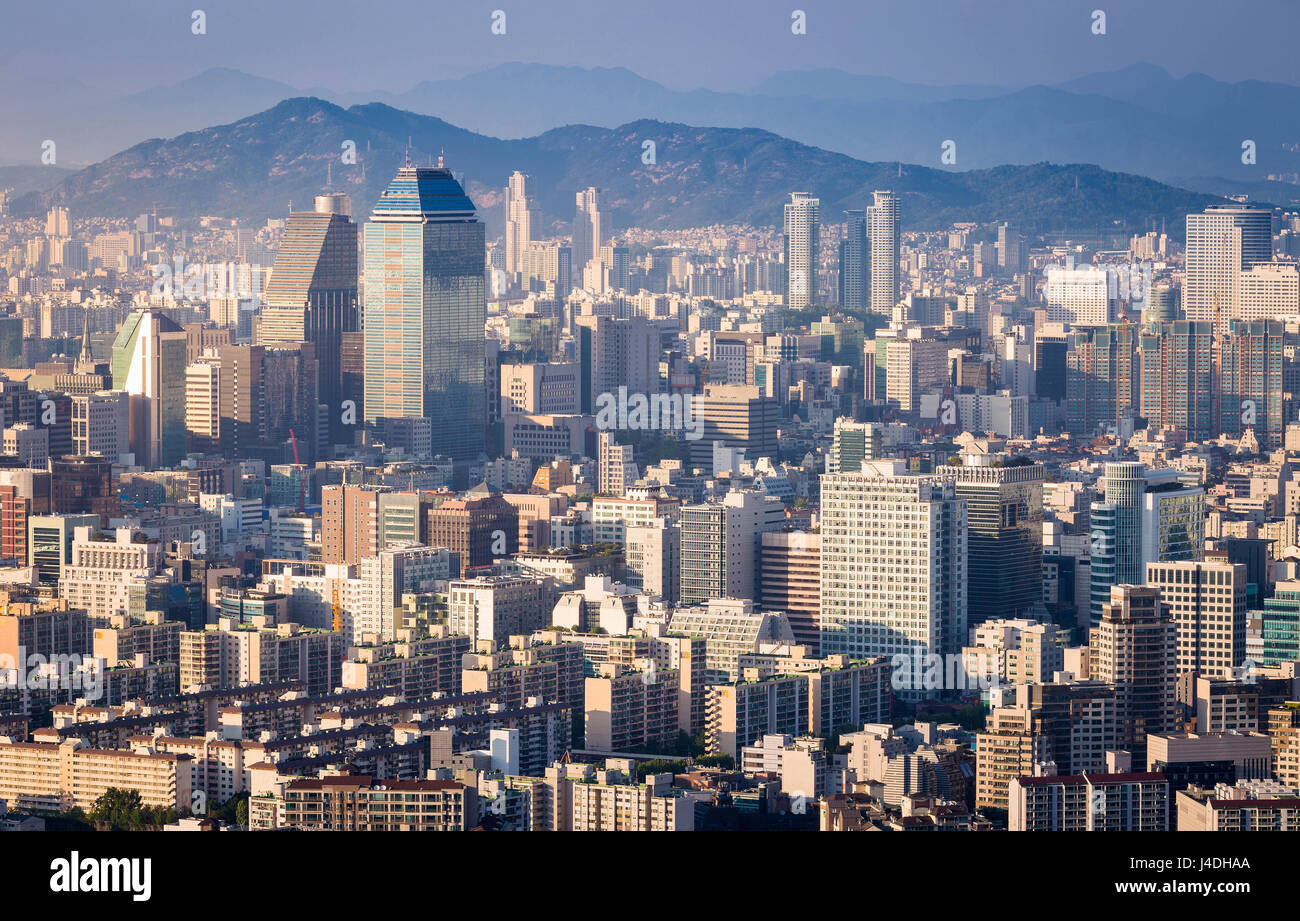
[
  {"xmin": 3, "ymin": 61, "xmax": 1299, "ymax": 207},
  {"xmin": 25, "ymin": 96, "xmax": 1227, "ymax": 236}
]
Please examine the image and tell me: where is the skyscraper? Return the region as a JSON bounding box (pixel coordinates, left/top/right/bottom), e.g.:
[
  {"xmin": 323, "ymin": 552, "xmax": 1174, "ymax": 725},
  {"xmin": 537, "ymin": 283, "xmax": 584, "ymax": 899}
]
[
  {"xmin": 363, "ymin": 164, "xmax": 486, "ymax": 462},
  {"xmin": 1044, "ymin": 265, "xmax": 1112, "ymax": 326},
  {"xmin": 1089, "ymin": 463, "xmax": 1205, "ymax": 624},
  {"xmin": 869, "ymin": 190, "xmax": 900, "ymax": 316},
  {"xmin": 838, "ymin": 209, "xmax": 869, "ymax": 310},
  {"xmin": 1220, "ymin": 318, "xmax": 1284, "ymax": 450},
  {"xmin": 783, "ymin": 192, "xmax": 820, "ymax": 309},
  {"xmin": 111, "ymin": 309, "xmax": 187, "ymax": 469},
  {"xmin": 997, "ymin": 222, "xmax": 1025, "ymax": 275},
  {"xmin": 1138, "ymin": 320, "xmax": 1215, "ymax": 442},
  {"xmin": 679, "ymin": 490, "xmax": 784, "ymax": 605},
  {"xmin": 504, "ymin": 171, "xmax": 541, "ymax": 281},
  {"xmin": 1089, "ymin": 584, "xmax": 1177, "ymax": 763},
  {"xmin": 819, "ymin": 460, "xmax": 967, "ymax": 671},
  {"xmin": 1144, "ymin": 560, "xmax": 1247, "ymax": 679},
  {"xmin": 571, "ymin": 187, "xmax": 603, "ymax": 286},
  {"xmin": 952, "ymin": 454, "xmax": 1044, "ymax": 625},
  {"xmin": 1185, "ymin": 203, "xmax": 1273, "ymax": 334},
  {"xmin": 261, "ymin": 196, "xmax": 357, "ymax": 444},
  {"xmin": 1064, "ymin": 323, "xmax": 1138, "ymax": 437}
]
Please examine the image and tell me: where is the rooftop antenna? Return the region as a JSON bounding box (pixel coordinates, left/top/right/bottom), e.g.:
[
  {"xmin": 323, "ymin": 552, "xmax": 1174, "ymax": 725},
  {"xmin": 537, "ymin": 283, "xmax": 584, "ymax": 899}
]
[
  {"xmin": 326, "ymin": 161, "xmax": 332, "ymax": 189},
  {"xmin": 405, "ymin": 137, "xmax": 412, "ymax": 168},
  {"xmin": 438, "ymin": 147, "xmax": 445, "ymax": 169}
]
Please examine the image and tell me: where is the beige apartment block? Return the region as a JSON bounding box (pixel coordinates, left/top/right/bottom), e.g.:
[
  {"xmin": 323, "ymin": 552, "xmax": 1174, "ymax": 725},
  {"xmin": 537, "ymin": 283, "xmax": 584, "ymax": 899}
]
[{"xmin": 0, "ymin": 737, "xmax": 191, "ymax": 813}]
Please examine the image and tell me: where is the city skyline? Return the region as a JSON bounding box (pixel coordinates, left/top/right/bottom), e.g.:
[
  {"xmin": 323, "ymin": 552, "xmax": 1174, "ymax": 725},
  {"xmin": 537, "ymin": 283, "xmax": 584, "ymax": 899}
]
[{"xmin": 2, "ymin": 2, "xmax": 1299, "ymax": 885}]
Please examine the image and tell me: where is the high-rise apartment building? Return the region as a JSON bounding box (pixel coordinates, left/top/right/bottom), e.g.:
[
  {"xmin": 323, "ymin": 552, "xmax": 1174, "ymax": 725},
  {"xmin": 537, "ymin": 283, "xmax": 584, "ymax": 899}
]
[
  {"xmin": 1219, "ymin": 318, "xmax": 1284, "ymax": 450},
  {"xmin": 1138, "ymin": 320, "xmax": 1215, "ymax": 442},
  {"xmin": 504, "ymin": 171, "xmax": 541, "ymax": 280},
  {"xmin": 1065, "ymin": 324, "xmax": 1138, "ymax": 437},
  {"xmin": 783, "ymin": 192, "xmax": 820, "ymax": 309},
  {"xmin": 869, "ymin": 191, "xmax": 900, "ymax": 316},
  {"xmin": 1089, "ymin": 585, "xmax": 1178, "ymax": 762}
]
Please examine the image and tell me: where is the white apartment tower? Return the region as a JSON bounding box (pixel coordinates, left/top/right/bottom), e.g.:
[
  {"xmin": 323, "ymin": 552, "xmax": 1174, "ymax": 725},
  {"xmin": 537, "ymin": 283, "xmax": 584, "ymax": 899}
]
[
  {"xmin": 783, "ymin": 192, "xmax": 820, "ymax": 309},
  {"xmin": 572, "ymin": 187, "xmax": 603, "ymax": 284},
  {"xmin": 819, "ymin": 460, "xmax": 967, "ymax": 665},
  {"xmin": 1185, "ymin": 204, "xmax": 1273, "ymax": 334},
  {"xmin": 504, "ymin": 171, "xmax": 542, "ymax": 279},
  {"xmin": 869, "ymin": 190, "xmax": 901, "ymax": 316}
]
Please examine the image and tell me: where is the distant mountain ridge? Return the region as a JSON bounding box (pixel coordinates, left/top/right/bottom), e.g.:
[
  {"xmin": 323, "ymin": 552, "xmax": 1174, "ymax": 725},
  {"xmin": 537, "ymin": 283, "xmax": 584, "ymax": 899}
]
[
  {"xmin": 2, "ymin": 60, "xmax": 1298, "ymax": 205},
  {"xmin": 31, "ymin": 97, "xmax": 1226, "ymax": 236}
]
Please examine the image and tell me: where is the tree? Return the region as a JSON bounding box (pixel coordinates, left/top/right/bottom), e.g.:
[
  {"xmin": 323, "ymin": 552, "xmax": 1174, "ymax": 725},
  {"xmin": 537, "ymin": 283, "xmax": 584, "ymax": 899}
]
[
  {"xmin": 89, "ymin": 788, "xmax": 144, "ymax": 830},
  {"xmin": 235, "ymin": 799, "xmax": 248, "ymax": 827}
]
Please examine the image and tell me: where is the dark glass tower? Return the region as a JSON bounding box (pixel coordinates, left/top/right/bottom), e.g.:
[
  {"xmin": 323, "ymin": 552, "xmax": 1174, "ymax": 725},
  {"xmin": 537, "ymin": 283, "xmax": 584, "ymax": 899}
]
[
  {"xmin": 363, "ymin": 165, "xmax": 486, "ymax": 461},
  {"xmin": 261, "ymin": 200, "xmax": 358, "ymax": 444},
  {"xmin": 952, "ymin": 457, "xmax": 1044, "ymax": 625},
  {"xmin": 838, "ymin": 209, "xmax": 869, "ymax": 310}
]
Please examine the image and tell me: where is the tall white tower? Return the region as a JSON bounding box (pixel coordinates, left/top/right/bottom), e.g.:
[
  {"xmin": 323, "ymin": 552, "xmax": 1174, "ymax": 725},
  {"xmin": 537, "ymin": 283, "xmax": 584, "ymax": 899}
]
[
  {"xmin": 783, "ymin": 192, "xmax": 820, "ymax": 309},
  {"xmin": 869, "ymin": 190, "xmax": 900, "ymax": 316}
]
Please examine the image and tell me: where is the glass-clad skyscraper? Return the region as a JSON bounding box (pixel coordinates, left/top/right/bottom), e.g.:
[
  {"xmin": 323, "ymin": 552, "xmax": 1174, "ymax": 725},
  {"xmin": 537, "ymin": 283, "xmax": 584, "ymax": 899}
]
[
  {"xmin": 363, "ymin": 165, "xmax": 486, "ymax": 461},
  {"xmin": 262, "ymin": 197, "xmax": 357, "ymax": 444},
  {"xmin": 838, "ymin": 209, "xmax": 869, "ymax": 310}
]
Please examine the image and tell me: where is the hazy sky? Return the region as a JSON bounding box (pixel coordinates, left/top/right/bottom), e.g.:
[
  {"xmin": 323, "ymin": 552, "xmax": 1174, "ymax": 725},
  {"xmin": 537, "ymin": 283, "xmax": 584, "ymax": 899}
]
[{"xmin": 5, "ymin": 0, "xmax": 1299, "ymax": 94}]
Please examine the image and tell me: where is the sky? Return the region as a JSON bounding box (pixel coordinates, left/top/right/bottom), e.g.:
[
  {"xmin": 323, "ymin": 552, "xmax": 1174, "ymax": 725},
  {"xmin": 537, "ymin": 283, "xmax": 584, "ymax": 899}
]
[{"xmin": 3, "ymin": 0, "xmax": 1299, "ymax": 96}]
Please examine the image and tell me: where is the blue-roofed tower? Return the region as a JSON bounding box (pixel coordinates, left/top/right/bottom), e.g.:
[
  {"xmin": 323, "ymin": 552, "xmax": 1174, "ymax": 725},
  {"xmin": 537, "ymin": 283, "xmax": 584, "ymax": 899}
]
[{"xmin": 363, "ymin": 165, "xmax": 486, "ymax": 462}]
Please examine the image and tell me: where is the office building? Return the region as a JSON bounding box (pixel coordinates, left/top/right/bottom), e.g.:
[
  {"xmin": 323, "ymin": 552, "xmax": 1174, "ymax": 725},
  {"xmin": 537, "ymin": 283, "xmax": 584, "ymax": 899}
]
[
  {"xmin": 363, "ymin": 164, "xmax": 486, "ymax": 461},
  {"xmin": 1145, "ymin": 560, "xmax": 1247, "ymax": 679},
  {"xmin": 951, "ymin": 454, "xmax": 1044, "ymax": 624},
  {"xmin": 1089, "ymin": 585, "xmax": 1178, "ymax": 762},
  {"xmin": 111, "ymin": 310, "xmax": 187, "ymax": 468},
  {"xmin": 679, "ymin": 491, "xmax": 783, "ymax": 605},
  {"xmin": 260, "ymin": 200, "xmax": 358, "ymax": 444},
  {"xmin": 1185, "ymin": 203, "xmax": 1272, "ymax": 333},
  {"xmin": 819, "ymin": 461, "xmax": 967, "ymax": 671}
]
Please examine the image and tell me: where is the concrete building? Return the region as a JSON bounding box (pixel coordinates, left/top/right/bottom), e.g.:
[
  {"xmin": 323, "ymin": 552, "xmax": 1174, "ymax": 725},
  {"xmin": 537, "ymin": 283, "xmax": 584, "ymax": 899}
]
[
  {"xmin": 759, "ymin": 531, "xmax": 821, "ymax": 652},
  {"xmin": 1089, "ymin": 585, "xmax": 1178, "ymax": 763},
  {"xmin": 1144, "ymin": 560, "xmax": 1247, "ymax": 679},
  {"xmin": 1009, "ymin": 772, "xmax": 1169, "ymax": 831},
  {"xmin": 819, "ymin": 461, "xmax": 966, "ymax": 681}
]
